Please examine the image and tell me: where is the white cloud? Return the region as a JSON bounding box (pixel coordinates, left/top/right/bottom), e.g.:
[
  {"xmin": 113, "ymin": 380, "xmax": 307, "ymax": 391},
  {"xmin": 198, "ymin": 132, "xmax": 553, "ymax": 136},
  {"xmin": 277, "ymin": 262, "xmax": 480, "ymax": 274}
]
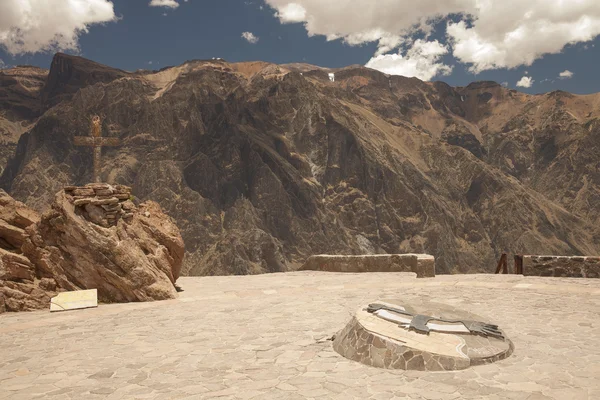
[
  {"xmin": 275, "ymin": 3, "xmax": 307, "ymax": 23},
  {"xmin": 148, "ymin": 61, "xmax": 153, "ymax": 65},
  {"xmin": 501, "ymin": 81, "xmax": 508, "ymax": 87},
  {"xmin": 265, "ymin": 0, "xmax": 600, "ymax": 74},
  {"xmin": 0, "ymin": 59, "xmax": 5, "ymax": 69},
  {"xmin": 559, "ymin": 70, "xmax": 574, "ymax": 79},
  {"xmin": 365, "ymin": 39, "xmax": 452, "ymax": 81},
  {"xmin": 516, "ymin": 76, "xmax": 534, "ymax": 88},
  {"xmin": 149, "ymin": 0, "xmax": 179, "ymax": 8},
  {"xmin": 242, "ymin": 31, "xmax": 259, "ymax": 44},
  {"xmin": 447, "ymin": 2, "xmax": 600, "ymax": 73},
  {"xmin": 0, "ymin": 0, "xmax": 117, "ymax": 55},
  {"xmin": 266, "ymin": 0, "xmax": 469, "ymax": 54},
  {"xmin": 445, "ymin": 1, "xmax": 600, "ymax": 72}
]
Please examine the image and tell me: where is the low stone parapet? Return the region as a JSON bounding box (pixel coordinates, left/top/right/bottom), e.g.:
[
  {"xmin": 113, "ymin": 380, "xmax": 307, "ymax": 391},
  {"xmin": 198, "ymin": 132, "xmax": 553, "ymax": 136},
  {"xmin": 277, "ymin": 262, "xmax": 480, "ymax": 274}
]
[
  {"xmin": 299, "ymin": 254, "xmax": 435, "ymax": 278},
  {"xmin": 523, "ymin": 255, "xmax": 600, "ymax": 278}
]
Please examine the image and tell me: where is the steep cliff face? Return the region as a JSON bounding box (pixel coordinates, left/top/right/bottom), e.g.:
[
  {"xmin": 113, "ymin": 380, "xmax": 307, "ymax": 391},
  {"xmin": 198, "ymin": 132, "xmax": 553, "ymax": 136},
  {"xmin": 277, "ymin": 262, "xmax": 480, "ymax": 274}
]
[
  {"xmin": 1, "ymin": 53, "xmax": 599, "ymax": 274},
  {"xmin": 41, "ymin": 52, "xmax": 129, "ymax": 106},
  {"xmin": 0, "ymin": 66, "xmax": 48, "ymax": 173}
]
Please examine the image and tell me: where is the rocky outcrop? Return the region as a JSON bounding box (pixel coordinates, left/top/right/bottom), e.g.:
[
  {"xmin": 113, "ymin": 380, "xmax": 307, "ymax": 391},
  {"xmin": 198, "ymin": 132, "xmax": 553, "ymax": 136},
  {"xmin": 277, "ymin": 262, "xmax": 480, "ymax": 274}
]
[
  {"xmin": 0, "ymin": 186, "xmax": 184, "ymax": 313},
  {"xmin": 1, "ymin": 54, "xmax": 599, "ymax": 275}
]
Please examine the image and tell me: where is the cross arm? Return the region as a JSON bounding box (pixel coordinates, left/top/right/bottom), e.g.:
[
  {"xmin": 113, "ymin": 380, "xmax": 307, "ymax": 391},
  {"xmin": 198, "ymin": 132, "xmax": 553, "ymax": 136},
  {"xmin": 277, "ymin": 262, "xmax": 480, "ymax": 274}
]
[{"xmin": 74, "ymin": 136, "xmax": 122, "ymax": 147}]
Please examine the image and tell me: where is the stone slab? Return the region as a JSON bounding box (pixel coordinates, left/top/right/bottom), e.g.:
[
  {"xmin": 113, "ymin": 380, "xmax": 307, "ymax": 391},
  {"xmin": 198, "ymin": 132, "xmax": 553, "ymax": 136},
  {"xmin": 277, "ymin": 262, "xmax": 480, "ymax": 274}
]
[
  {"xmin": 300, "ymin": 254, "xmax": 435, "ymax": 277},
  {"xmin": 50, "ymin": 289, "xmax": 98, "ymax": 312},
  {"xmin": 523, "ymin": 255, "xmax": 600, "ymax": 278}
]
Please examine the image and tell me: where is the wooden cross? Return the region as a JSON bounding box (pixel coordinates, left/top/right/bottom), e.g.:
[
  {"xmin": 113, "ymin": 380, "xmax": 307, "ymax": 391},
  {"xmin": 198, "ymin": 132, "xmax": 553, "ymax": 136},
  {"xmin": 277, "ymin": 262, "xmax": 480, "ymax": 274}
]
[{"xmin": 73, "ymin": 116, "xmax": 121, "ymax": 183}]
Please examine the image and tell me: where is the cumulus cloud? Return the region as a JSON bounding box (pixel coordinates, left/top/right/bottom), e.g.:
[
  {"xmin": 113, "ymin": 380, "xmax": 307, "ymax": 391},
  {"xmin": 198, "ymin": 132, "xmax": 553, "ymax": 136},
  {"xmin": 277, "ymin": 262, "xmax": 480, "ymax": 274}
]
[
  {"xmin": 516, "ymin": 76, "xmax": 534, "ymax": 88},
  {"xmin": 242, "ymin": 31, "xmax": 259, "ymax": 44},
  {"xmin": 275, "ymin": 3, "xmax": 307, "ymax": 23},
  {"xmin": 365, "ymin": 39, "xmax": 452, "ymax": 81},
  {"xmin": 266, "ymin": 0, "xmax": 469, "ymax": 55},
  {"xmin": 0, "ymin": 0, "xmax": 117, "ymax": 55},
  {"xmin": 559, "ymin": 70, "xmax": 574, "ymax": 79},
  {"xmin": 447, "ymin": 2, "xmax": 600, "ymax": 73},
  {"xmin": 265, "ymin": 0, "xmax": 600, "ymax": 76},
  {"xmin": 0, "ymin": 59, "xmax": 5, "ymax": 69},
  {"xmin": 149, "ymin": 0, "xmax": 179, "ymax": 8}
]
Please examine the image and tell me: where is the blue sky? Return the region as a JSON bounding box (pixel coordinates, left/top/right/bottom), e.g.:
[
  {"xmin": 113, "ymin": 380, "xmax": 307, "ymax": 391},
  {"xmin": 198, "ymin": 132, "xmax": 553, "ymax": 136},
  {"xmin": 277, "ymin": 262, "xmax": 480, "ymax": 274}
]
[{"xmin": 1, "ymin": 0, "xmax": 599, "ymax": 94}]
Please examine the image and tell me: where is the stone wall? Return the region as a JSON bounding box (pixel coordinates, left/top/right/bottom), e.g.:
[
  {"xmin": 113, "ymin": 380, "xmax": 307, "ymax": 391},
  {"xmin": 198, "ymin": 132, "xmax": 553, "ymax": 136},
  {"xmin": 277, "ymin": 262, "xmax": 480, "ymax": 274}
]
[
  {"xmin": 64, "ymin": 184, "xmax": 133, "ymax": 227},
  {"xmin": 299, "ymin": 254, "xmax": 435, "ymax": 278},
  {"xmin": 523, "ymin": 256, "xmax": 600, "ymax": 278}
]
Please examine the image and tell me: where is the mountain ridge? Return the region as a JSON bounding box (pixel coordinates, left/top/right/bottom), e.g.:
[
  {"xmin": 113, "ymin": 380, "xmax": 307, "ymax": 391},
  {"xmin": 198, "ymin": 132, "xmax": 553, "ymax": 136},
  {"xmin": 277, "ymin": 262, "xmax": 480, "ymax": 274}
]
[{"xmin": 1, "ymin": 52, "xmax": 599, "ymax": 274}]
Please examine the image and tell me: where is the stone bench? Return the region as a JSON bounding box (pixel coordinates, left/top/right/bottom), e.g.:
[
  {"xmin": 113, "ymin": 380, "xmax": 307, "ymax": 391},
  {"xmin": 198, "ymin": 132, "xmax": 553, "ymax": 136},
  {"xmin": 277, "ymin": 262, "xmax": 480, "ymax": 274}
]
[
  {"xmin": 522, "ymin": 255, "xmax": 600, "ymax": 278},
  {"xmin": 299, "ymin": 254, "xmax": 435, "ymax": 278}
]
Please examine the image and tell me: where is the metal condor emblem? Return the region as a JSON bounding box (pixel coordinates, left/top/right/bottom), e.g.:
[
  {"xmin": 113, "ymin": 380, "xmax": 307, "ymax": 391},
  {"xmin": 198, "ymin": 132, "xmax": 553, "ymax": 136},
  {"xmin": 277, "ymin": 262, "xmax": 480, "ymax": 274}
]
[{"xmin": 366, "ymin": 303, "xmax": 505, "ymax": 340}]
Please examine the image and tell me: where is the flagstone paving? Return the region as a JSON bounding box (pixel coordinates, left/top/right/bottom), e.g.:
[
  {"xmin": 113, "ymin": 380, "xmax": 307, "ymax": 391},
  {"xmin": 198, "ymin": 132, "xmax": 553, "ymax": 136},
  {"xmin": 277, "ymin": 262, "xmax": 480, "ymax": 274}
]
[{"xmin": 1, "ymin": 272, "xmax": 599, "ymax": 399}]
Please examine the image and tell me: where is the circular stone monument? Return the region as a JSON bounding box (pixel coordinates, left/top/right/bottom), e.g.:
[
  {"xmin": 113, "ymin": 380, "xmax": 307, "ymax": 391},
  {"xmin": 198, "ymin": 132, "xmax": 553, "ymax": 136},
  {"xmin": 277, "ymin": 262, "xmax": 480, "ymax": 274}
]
[{"xmin": 333, "ymin": 299, "xmax": 513, "ymax": 371}]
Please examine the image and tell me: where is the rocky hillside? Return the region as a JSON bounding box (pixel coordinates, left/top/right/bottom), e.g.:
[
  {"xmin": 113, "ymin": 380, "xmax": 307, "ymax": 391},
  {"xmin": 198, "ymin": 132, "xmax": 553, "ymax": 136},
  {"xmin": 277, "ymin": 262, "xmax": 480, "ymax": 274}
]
[{"xmin": 1, "ymin": 53, "xmax": 599, "ymax": 274}]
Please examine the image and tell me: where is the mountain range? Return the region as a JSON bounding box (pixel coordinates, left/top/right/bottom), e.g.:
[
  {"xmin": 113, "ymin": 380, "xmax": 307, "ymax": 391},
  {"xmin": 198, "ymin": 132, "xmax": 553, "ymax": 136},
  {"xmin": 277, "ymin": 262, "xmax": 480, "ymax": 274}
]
[{"xmin": 1, "ymin": 53, "xmax": 599, "ymax": 274}]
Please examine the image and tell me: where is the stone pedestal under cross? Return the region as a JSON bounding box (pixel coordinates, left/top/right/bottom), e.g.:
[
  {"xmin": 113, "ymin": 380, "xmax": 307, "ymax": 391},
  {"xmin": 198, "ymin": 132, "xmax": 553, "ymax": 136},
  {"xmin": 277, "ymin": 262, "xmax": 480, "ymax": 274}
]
[{"xmin": 74, "ymin": 116, "xmax": 121, "ymax": 183}]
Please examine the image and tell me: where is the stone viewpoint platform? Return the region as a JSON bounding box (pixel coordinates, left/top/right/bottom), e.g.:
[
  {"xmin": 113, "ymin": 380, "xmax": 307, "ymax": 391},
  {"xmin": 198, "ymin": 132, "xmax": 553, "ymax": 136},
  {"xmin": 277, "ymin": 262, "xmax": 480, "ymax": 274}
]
[{"xmin": 1, "ymin": 273, "xmax": 599, "ymax": 400}]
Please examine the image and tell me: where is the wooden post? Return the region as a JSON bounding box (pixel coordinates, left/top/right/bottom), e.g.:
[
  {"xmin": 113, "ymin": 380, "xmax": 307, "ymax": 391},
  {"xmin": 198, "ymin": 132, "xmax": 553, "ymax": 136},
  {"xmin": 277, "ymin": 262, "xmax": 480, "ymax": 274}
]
[
  {"xmin": 495, "ymin": 253, "xmax": 508, "ymax": 274},
  {"xmin": 514, "ymin": 255, "xmax": 523, "ymax": 274}
]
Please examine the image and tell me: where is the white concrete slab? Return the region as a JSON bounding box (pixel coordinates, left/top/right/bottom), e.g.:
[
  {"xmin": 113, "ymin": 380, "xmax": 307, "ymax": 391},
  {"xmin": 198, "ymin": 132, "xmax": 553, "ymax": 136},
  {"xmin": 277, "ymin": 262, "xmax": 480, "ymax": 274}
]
[{"xmin": 50, "ymin": 289, "xmax": 98, "ymax": 312}]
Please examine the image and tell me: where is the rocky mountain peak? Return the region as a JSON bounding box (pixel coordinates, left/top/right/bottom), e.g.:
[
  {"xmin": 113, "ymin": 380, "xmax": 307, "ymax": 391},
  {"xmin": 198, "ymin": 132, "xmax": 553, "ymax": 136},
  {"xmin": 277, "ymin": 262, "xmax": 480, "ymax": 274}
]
[{"xmin": 41, "ymin": 52, "xmax": 129, "ymax": 106}]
